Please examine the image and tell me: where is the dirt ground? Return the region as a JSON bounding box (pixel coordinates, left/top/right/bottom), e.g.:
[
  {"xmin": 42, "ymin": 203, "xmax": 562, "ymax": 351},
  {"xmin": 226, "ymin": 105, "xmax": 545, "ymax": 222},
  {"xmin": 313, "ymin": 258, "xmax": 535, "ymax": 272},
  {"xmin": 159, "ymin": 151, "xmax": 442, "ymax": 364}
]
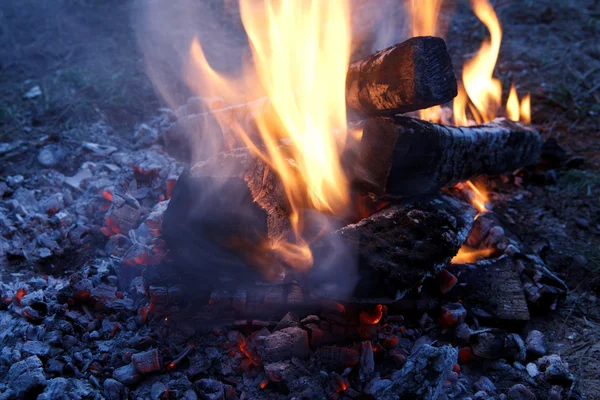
[{"xmin": 1, "ymin": 0, "xmax": 599, "ymax": 397}]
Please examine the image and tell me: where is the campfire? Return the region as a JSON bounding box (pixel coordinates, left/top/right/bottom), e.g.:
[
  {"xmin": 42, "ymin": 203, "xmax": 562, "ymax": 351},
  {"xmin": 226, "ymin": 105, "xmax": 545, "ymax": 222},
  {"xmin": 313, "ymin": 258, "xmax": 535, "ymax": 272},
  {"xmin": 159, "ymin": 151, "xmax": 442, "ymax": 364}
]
[{"xmin": 1, "ymin": 0, "xmax": 588, "ymax": 399}]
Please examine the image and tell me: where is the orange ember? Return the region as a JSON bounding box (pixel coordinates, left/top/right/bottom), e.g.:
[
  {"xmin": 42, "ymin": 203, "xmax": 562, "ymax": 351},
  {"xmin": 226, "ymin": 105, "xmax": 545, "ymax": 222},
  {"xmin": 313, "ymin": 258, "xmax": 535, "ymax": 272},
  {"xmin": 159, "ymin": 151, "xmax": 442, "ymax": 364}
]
[
  {"xmin": 360, "ymin": 304, "xmax": 383, "ymax": 325},
  {"xmin": 260, "ymin": 379, "xmax": 269, "ymax": 389},
  {"xmin": 14, "ymin": 288, "xmax": 27, "ymax": 306}
]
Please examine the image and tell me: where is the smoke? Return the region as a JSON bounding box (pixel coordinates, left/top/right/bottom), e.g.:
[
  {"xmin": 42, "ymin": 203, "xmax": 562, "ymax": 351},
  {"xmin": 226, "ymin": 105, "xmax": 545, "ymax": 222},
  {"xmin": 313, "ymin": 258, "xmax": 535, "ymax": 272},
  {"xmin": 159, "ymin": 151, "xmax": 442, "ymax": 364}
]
[{"xmin": 135, "ymin": 0, "xmax": 415, "ymax": 300}]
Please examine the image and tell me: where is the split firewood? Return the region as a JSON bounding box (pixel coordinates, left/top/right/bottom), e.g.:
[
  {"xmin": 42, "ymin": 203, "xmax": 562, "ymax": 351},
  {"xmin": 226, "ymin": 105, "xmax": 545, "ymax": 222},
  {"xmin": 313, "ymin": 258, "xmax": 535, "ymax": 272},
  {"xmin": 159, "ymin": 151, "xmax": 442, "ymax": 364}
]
[
  {"xmin": 165, "ymin": 36, "xmax": 457, "ymax": 162},
  {"xmin": 353, "ymin": 116, "xmax": 543, "ymax": 196},
  {"xmin": 345, "ymin": 36, "xmax": 457, "ymax": 118}
]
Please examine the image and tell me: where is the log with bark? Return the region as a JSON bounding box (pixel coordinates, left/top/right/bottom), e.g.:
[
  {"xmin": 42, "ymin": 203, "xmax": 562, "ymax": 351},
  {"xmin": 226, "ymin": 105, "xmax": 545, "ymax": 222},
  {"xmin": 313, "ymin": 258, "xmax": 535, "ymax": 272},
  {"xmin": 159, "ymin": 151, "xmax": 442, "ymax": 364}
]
[
  {"xmin": 164, "ymin": 36, "xmax": 457, "ymax": 162},
  {"xmin": 353, "ymin": 116, "xmax": 543, "ymax": 196}
]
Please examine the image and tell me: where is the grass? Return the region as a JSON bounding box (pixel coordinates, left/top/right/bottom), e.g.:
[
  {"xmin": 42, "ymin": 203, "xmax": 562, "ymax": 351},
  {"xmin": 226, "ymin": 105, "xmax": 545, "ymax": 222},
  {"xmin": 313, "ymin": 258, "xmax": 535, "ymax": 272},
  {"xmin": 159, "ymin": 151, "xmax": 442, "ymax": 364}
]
[{"xmin": 557, "ymin": 170, "xmax": 600, "ymax": 196}]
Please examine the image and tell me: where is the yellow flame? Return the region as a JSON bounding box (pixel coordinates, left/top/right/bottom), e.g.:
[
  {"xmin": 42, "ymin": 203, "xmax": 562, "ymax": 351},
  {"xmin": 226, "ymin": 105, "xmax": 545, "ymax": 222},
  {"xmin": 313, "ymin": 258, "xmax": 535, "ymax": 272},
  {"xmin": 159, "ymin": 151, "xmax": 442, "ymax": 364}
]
[
  {"xmin": 520, "ymin": 93, "xmax": 531, "ymax": 124},
  {"xmin": 453, "ymin": 83, "xmax": 469, "ymax": 127},
  {"xmin": 506, "ymin": 83, "xmax": 520, "ymax": 122},
  {"xmin": 410, "ymin": 0, "xmax": 444, "ymax": 122},
  {"xmin": 455, "ymin": 180, "xmax": 489, "ymax": 218},
  {"xmin": 186, "ymin": 0, "xmax": 352, "ymax": 271},
  {"xmin": 451, "ymin": 246, "xmax": 495, "ymax": 264},
  {"xmin": 462, "ymin": 0, "xmax": 502, "ymax": 123}
]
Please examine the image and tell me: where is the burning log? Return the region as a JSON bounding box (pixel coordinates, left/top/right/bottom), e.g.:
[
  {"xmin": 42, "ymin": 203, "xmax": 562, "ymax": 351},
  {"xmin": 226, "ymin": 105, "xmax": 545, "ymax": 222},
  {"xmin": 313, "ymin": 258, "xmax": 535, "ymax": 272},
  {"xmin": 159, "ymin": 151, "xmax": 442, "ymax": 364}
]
[
  {"xmin": 165, "ymin": 36, "xmax": 457, "ymax": 162},
  {"xmin": 353, "ymin": 116, "xmax": 543, "ymax": 196},
  {"xmin": 313, "ymin": 193, "xmax": 476, "ymax": 299},
  {"xmin": 346, "ymin": 36, "xmax": 457, "ymax": 118}
]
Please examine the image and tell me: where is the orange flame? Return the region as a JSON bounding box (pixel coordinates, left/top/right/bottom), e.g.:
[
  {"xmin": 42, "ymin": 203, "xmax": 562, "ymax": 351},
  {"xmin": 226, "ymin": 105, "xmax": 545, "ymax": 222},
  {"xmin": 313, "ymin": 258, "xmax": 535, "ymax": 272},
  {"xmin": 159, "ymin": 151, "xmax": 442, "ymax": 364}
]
[
  {"xmin": 410, "ymin": 0, "xmax": 444, "ymax": 121},
  {"xmin": 411, "ymin": 0, "xmax": 531, "ymax": 126},
  {"xmin": 451, "ymin": 246, "xmax": 495, "ymax": 264},
  {"xmin": 187, "ymin": 0, "xmax": 352, "ymax": 272},
  {"xmin": 455, "ymin": 180, "xmax": 489, "ymax": 217}
]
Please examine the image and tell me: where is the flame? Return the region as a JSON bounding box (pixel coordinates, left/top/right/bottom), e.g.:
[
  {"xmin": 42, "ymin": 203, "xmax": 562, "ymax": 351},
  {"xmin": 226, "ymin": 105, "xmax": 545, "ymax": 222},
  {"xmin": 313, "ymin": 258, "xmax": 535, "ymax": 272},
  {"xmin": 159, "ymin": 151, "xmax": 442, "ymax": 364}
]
[
  {"xmin": 187, "ymin": 0, "xmax": 352, "ymax": 272},
  {"xmin": 462, "ymin": 0, "xmax": 502, "ymax": 123},
  {"xmin": 455, "ymin": 180, "xmax": 489, "ymax": 217},
  {"xmin": 410, "ymin": 0, "xmax": 532, "ymax": 126},
  {"xmin": 410, "ymin": 0, "xmax": 444, "ymax": 121},
  {"xmin": 451, "ymin": 246, "xmax": 495, "ymax": 264}
]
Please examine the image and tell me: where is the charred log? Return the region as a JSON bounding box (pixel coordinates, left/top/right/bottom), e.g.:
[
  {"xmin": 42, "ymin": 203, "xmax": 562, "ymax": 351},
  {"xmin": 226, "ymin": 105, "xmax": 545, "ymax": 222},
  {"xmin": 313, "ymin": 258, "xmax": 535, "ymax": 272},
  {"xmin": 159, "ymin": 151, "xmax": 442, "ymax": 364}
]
[
  {"xmin": 354, "ymin": 116, "xmax": 543, "ymax": 196},
  {"xmin": 346, "ymin": 36, "xmax": 457, "ymax": 118},
  {"xmin": 312, "ymin": 193, "xmax": 477, "ymax": 299},
  {"xmin": 448, "ymin": 256, "xmax": 531, "ymax": 322}
]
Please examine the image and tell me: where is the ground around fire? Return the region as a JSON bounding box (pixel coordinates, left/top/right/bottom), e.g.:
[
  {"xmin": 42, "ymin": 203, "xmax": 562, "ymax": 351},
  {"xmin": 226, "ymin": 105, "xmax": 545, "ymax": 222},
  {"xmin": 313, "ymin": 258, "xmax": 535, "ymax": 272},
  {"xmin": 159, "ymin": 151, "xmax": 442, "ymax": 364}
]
[{"xmin": 1, "ymin": 0, "xmax": 599, "ymax": 398}]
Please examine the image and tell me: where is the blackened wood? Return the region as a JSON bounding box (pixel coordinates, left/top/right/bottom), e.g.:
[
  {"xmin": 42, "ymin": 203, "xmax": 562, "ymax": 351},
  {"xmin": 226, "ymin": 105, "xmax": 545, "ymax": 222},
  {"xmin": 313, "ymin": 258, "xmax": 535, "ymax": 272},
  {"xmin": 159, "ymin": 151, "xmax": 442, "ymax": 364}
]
[
  {"xmin": 466, "ymin": 212, "xmax": 567, "ymax": 310},
  {"xmin": 346, "ymin": 36, "xmax": 457, "ymax": 118},
  {"xmin": 448, "ymin": 256, "xmax": 531, "ymax": 322},
  {"xmin": 313, "ymin": 193, "xmax": 476, "ymax": 299},
  {"xmin": 354, "ymin": 116, "xmax": 543, "ymax": 196}
]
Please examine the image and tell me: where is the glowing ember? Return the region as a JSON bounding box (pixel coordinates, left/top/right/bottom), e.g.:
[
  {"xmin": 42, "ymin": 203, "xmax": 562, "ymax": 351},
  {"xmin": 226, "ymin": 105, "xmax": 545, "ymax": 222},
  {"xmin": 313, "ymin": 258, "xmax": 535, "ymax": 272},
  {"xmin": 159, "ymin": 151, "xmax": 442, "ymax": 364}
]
[
  {"xmin": 451, "ymin": 246, "xmax": 495, "ymax": 264},
  {"xmin": 14, "ymin": 288, "xmax": 27, "ymax": 306},
  {"xmin": 187, "ymin": 0, "xmax": 352, "ymax": 271},
  {"xmin": 260, "ymin": 379, "xmax": 269, "ymax": 389},
  {"xmin": 359, "ymin": 304, "xmax": 383, "ymax": 325}
]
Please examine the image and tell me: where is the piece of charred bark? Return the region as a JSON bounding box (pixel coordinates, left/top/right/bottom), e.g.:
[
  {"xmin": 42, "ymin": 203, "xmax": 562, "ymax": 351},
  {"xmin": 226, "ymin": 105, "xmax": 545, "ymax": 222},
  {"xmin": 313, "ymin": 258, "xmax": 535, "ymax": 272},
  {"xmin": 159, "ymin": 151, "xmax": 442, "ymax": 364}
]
[
  {"xmin": 448, "ymin": 256, "xmax": 531, "ymax": 323},
  {"xmin": 346, "ymin": 36, "xmax": 457, "ymax": 118},
  {"xmin": 353, "ymin": 116, "xmax": 543, "ymax": 196},
  {"xmin": 312, "ymin": 193, "xmax": 476, "ymax": 299}
]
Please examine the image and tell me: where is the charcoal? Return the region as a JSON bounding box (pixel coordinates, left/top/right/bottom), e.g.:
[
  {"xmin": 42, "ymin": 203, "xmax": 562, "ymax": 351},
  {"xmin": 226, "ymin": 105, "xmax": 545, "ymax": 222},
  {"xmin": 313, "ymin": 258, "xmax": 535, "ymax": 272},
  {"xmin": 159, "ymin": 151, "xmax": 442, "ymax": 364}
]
[
  {"xmin": 194, "ymin": 378, "xmax": 224, "ymax": 400},
  {"xmin": 440, "ymin": 302, "xmax": 467, "ymax": 328},
  {"xmin": 113, "ymin": 363, "xmax": 142, "ymax": 385},
  {"xmin": 37, "ymin": 377, "xmax": 70, "ymax": 400},
  {"xmin": 537, "ymin": 354, "xmax": 574, "ymax": 384},
  {"xmin": 365, "ymin": 344, "xmax": 457, "ymax": 399},
  {"xmin": 188, "ymin": 353, "xmax": 211, "ymax": 378},
  {"xmin": 275, "ymin": 312, "xmax": 300, "ymax": 331},
  {"xmin": 21, "ymin": 340, "xmax": 50, "ymax": 358},
  {"xmin": 45, "ymin": 359, "xmax": 65, "ymax": 375},
  {"xmin": 7, "ymin": 355, "xmax": 47, "ymax": 397},
  {"xmin": 150, "ymin": 382, "xmax": 168, "ymax": 399},
  {"xmin": 182, "ymin": 389, "xmax": 199, "ymax": 400},
  {"xmin": 315, "ymin": 346, "xmax": 360, "ymax": 369},
  {"xmin": 261, "ymin": 327, "xmax": 310, "ymax": 362},
  {"xmin": 470, "ymin": 329, "xmax": 525, "ymax": 361},
  {"xmin": 132, "ymin": 349, "xmax": 163, "ymax": 374},
  {"xmin": 474, "ymin": 377, "xmax": 497, "ymax": 394},
  {"xmin": 103, "ymin": 378, "xmax": 126, "ymax": 400},
  {"xmin": 525, "ymin": 330, "xmax": 546, "ymax": 357},
  {"xmin": 507, "ymin": 383, "xmax": 536, "ymax": 400},
  {"xmin": 359, "ymin": 341, "xmax": 375, "ymax": 381}
]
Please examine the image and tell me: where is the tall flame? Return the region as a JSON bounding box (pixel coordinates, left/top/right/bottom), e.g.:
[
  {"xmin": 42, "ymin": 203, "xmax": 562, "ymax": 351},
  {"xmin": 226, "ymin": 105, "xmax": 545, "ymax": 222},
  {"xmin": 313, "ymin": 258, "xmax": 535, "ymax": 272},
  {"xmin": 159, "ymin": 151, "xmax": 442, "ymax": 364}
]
[
  {"xmin": 410, "ymin": 0, "xmax": 444, "ymax": 121},
  {"xmin": 187, "ymin": 0, "xmax": 352, "ymax": 271}
]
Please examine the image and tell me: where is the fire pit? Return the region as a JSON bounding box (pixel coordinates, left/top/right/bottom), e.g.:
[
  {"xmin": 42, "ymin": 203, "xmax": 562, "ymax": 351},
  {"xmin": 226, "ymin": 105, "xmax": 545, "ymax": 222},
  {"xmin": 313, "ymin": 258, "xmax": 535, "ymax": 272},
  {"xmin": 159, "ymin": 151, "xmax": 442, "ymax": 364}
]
[{"xmin": 1, "ymin": 0, "xmax": 597, "ymax": 399}]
